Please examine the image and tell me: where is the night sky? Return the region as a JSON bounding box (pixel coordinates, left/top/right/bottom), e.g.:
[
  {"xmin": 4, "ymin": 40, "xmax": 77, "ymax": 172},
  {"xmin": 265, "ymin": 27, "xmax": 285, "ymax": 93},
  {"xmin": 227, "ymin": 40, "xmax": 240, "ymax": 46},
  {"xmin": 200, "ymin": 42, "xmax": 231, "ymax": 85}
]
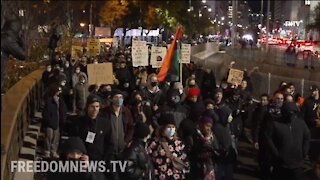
[{"xmin": 247, "ymin": 0, "xmax": 269, "ymax": 14}]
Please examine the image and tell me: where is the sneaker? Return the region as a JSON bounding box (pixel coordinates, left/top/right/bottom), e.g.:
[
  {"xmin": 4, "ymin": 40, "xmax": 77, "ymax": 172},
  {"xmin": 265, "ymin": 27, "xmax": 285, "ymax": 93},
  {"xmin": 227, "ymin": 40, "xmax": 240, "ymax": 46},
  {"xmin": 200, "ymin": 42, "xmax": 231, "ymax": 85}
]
[{"xmin": 51, "ymin": 152, "xmax": 60, "ymax": 159}]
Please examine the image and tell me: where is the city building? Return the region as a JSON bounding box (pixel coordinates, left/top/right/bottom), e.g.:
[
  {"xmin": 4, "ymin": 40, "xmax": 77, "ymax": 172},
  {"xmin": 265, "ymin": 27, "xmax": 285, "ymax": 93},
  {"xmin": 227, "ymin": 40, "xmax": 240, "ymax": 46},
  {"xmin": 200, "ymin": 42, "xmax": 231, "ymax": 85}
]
[{"xmin": 273, "ymin": 0, "xmax": 319, "ymax": 40}]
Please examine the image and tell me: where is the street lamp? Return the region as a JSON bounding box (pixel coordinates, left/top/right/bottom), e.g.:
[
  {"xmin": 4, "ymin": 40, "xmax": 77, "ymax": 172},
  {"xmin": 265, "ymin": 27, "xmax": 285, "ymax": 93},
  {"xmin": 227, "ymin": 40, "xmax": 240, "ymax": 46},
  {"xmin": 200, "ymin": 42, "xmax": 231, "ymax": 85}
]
[
  {"xmin": 202, "ymin": 0, "xmax": 206, "ymax": 3},
  {"xmin": 208, "ymin": 8, "xmax": 212, "ymax": 12},
  {"xmin": 80, "ymin": 23, "xmax": 85, "ymax": 27},
  {"xmin": 221, "ymin": 16, "xmax": 225, "ymax": 21}
]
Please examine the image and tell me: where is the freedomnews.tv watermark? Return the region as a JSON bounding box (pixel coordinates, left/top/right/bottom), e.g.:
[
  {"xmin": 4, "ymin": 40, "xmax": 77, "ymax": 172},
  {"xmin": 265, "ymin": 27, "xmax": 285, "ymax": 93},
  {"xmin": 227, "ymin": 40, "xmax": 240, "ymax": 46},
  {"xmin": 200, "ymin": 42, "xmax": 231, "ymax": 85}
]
[{"xmin": 11, "ymin": 160, "xmax": 128, "ymax": 173}]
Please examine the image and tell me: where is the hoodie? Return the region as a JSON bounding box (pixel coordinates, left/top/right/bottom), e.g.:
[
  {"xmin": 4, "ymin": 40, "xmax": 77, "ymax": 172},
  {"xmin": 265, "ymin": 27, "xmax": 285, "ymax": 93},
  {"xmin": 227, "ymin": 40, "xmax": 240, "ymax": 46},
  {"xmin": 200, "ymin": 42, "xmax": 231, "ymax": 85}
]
[{"xmin": 264, "ymin": 102, "xmax": 310, "ymax": 169}]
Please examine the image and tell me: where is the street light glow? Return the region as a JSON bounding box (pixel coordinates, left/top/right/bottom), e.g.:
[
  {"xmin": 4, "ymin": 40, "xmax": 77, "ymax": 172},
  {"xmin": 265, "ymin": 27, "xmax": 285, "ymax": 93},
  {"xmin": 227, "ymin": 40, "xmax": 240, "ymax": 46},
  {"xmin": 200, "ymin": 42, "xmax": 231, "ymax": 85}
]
[
  {"xmin": 221, "ymin": 17, "xmax": 225, "ymax": 21},
  {"xmin": 202, "ymin": 0, "xmax": 206, "ymax": 3},
  {"xmin": 208, "ymin": 8, "xmax": 212, "ymax": 12},
  {"xmin": 80, "ymin": 23, "xmax": 85, "ymax": 27}
]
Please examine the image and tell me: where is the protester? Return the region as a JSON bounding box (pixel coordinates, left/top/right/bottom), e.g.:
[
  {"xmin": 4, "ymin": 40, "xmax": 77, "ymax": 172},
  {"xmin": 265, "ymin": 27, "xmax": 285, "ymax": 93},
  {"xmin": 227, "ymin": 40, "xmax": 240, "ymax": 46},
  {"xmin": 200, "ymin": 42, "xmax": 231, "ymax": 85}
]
[
  {"xmin": 121, "ymin": 122, "xmax": 154, "ymax": 180},
  {"xmin": 190, "ymin": 116, "xmax": 217, "ymax": 180},
  {"xmin": 265, "ymin": 102, "xmax": 310, "ymax": 180},
  {"xmin": 42, "ymin": 84, "xmax": 67, "ymax": 158},
  {"xmin": 147, "ymin": 113, "xmax": 190, "ymax": 179},
  {"xmin": 73, "ymin": 73, "xmax": 89, "ymax": 115},
  {"xmin": 302, "ymin": 85, "xmax": 320, "ymax": 139},
  {"xmin": 47, "ymin": 137, "xmax": 95, "ymax": 180}
]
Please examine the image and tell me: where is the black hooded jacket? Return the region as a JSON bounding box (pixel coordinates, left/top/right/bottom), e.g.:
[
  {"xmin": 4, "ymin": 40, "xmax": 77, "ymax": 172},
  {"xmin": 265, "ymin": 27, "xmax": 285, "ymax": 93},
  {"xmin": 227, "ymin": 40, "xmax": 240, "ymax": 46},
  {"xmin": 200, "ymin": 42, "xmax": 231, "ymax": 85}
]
[{"xmin": 264, "ymin": 103, "xmax": 310, "ymax": 169}]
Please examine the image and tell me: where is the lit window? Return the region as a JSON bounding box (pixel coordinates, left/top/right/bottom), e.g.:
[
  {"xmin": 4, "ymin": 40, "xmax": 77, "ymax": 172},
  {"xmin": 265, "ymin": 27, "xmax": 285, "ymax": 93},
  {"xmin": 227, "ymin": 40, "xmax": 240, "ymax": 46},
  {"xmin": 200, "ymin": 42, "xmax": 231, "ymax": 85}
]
[{"xmin": 305, "ymin": 0, "xmax": 310, "ymax": 5}]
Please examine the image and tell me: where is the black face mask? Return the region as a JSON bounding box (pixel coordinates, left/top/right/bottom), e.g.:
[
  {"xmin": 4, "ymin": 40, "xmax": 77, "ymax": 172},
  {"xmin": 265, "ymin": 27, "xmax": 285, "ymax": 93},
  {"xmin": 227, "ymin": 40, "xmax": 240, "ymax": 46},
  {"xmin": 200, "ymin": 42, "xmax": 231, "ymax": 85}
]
[
  {"xmin": 151, "ymin": 82, "xmax": 157, "ymax": 87},
  {"xmin": 189, "ymin": 85, "xmax": 196, "ymax": 88}
]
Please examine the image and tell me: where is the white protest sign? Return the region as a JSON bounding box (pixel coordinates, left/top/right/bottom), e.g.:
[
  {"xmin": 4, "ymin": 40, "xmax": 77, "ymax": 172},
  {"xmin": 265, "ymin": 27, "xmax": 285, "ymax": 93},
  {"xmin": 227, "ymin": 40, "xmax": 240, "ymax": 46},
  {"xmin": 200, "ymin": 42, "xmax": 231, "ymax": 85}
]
[
  {"xmin": 150, "ymin": 46, "xmax": 167, "ymax": 68},
  {"xmin": 181, "ymin": 43, "xmax": 191, "ymax": 64},
  {"xmin": 131, "ymin": 40, "xmax": 149, "ymax": 67}
]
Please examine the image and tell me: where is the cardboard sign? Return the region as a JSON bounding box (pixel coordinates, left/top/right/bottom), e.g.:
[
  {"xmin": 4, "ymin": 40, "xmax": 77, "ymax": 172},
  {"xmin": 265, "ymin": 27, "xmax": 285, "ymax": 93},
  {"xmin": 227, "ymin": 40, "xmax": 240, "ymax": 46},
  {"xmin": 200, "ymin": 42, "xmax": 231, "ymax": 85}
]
[
  {"xmin": 227, "ymin": 69, "xmax": 244, "ymax": 85},
  {"xmin": 131, "ymin": 40, "xmax": 148, "ymax": 67},
  {"xmin": 181, "ymin": 43, "xmax": 191, "ymax": 64},
  {"xmin": 87, "ymin": 38, "xmax": 101, "ymax": 57},
  {"xmin": 150, "ymin": 46, "xmax": 167, "ymax": 68},
  {"xmin": 71, "ymin": 45, "xmax": 83, "ymax": 59},
  {"xmin": 87, "ymin": 63, "xmax": 114, "ymax": 85}
]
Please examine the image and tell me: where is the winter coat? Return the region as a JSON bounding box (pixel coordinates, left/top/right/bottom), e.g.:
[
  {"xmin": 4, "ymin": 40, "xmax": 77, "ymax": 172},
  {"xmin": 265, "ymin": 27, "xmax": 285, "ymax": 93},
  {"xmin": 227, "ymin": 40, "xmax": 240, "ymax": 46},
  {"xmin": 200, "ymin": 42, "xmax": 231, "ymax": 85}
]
[
  {"xmin": 41, "ymin": 71, "xmax": 53, "ymax": 89},
  {"xmin": 100, "ymin": 106, "xmax": 135, "ymax": 157},
  {"xmin": 72, "ymin": 72, "xmax": 87, "ymax": 88},
  {"xmin": 147, "ymin": 136, "xmax": 190, "ymax": 179},
  {"xmin": 184, "ymin": 100, "xmax": 205, "ymax": 122},
  {"xmin": 74, "ymin": 81, "xmax": 89, "ymax": 112},
  {"xmin": 70, "ymin": 115, "xmax": 110, "ymax": 161},
  {"xmin": 264, "ymin": 112, "xmax": 310, "ymax": 169},
  {"xmin": 302, "ymin": 97, "xmax": 320, "ymax": 128},
  {"xmin": 159, "ymin": 103, "xmax": 188, "ymax": 129},
  {"xmin": 121, "ymin": 139, "xmax": 154, "ymax": 180},
  {"xmin": 42, "ymin": 97, "xmax": 67, "ymax": 130}
]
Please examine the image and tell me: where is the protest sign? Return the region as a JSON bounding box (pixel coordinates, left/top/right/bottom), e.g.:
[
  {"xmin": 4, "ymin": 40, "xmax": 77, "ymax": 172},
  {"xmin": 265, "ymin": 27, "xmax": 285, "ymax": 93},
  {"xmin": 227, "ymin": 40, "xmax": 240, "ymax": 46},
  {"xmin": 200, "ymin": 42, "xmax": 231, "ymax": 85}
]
[
  {"xmin": 181, "ymin": 43, "xmax": 191, "ymax": 64},
  {"xmin": 131, "ymin": 40, "xmax": 148, "ymax": 67},
  {"xmin": 227, "ymin": 69, "xmax": 244, "ymax": 85},
  {"xmin": 150, "ymin": 46, "xmax": 167, "ymax": 68},
  {"xmin": 87, "ymin": 38, "xmax": 100, "ymax": 57},
  {"xmin": 87, "ymin": 63, "xmax": 113, "ymax": 85},
  {"xmin": 71, "ymin": 45, "xmax": 83, "ymax": 59}
]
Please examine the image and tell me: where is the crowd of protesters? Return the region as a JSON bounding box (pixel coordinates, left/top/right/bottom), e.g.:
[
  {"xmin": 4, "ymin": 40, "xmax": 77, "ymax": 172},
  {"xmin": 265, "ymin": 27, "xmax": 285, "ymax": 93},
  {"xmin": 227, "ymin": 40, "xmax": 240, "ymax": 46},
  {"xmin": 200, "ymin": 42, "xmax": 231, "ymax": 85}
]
[{"xmin": 41, "ymin": 44, "xmax": 320, "ymax": 180}]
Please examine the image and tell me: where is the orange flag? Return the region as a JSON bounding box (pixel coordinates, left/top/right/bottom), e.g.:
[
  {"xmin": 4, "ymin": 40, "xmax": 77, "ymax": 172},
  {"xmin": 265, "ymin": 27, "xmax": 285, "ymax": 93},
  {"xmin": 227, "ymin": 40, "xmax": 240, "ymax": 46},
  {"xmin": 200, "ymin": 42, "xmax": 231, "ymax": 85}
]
[{"xmin": 157, "ymin": 27, "xmax": 183, "ymax": 82}]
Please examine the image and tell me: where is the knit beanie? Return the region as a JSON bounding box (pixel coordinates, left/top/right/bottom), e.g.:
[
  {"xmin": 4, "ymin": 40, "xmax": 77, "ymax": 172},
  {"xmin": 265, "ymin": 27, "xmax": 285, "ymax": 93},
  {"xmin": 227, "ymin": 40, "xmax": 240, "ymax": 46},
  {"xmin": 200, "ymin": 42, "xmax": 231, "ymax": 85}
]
[{"xmin": 133, "ymin": 122, "xmax": 150, "ymax": 139}]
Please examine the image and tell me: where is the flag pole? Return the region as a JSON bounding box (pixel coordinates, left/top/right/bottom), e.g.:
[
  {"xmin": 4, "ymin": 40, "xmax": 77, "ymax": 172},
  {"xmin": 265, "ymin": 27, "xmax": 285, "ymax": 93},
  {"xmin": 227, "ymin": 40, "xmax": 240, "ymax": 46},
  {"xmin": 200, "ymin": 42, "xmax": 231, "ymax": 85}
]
[{"xmin": 179, "ymin": 43, "xmax": 183, "ymax": 84}]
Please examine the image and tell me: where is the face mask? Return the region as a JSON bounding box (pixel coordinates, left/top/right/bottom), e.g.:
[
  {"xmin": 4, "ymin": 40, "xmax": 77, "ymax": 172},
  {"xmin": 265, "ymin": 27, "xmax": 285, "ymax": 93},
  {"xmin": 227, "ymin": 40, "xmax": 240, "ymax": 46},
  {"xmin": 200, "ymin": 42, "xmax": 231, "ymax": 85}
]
[
  {"xmin": 65, "ymin": 64, "xmax": 69, "ymax": 68},
  {"xmin": 221, "ymin": 83, "xmax": 228, "ymax": 89},
  {"xmin": 61, "ymin": 81, "xmax": 66, "ymax": 86},
  {"xmin": 113, "ymin": 99, "xmax": 124, "ymax": 107},
  {"xmin": 164, "ymin": 127, "xmax": 176, "ymax": 138},
  {"xmin": 47, "ymin": 68, "xmax": 52, "ymax": 72},
  {"xmin": 151, "ymin": 82, "xmax": 157, "ymax": 87},
  {"xmin": 179, "ymin": 89, "xmax": 183, "ymax": 95},
  {"xmin": 189, "ymin": 84, "xmax": 196, "ymax": 88},
  {"xmin": 94, "ymin": 62, "xmax": 98, "ymax": 64},
  {"xmin": 80, "ymin": 80, "xmax": 85, "ymax": 84},
  {"xmin": 76, "ymin": 70, "xmax": 80, "ymax": 74},
  {"xmin": 171, "ymin": 96, "xmax": 180, "ymax": 104}
]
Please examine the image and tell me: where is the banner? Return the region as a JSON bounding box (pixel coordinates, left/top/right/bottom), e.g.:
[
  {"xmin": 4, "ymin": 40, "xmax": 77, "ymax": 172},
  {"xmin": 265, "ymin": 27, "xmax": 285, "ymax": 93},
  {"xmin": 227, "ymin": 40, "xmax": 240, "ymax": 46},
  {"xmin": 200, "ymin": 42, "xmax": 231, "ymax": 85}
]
[
  {"xmin": 150, "ymin": 46, "xmax": 167, "ymax": 68},
  {"xmin": 181, "ymin": 43, "xmax": 191, "ymax": 64},
  {"xmin": 71, "ymin": 45, "xmax": 83, "ymax": 59},
  {"xmin": 227, "ymin": 69, "xmax": 244, "ymax": 85},
  {"xmin": 87, "ymin": 38, "xmax": 100, "ymax": 57},
  {"xmin": 87, "ymin": 63, "xmax": 114, "ymax": 85},
  {"xmin": 131, "ymin": 40, "xmax": 148, "ymax": 67}
]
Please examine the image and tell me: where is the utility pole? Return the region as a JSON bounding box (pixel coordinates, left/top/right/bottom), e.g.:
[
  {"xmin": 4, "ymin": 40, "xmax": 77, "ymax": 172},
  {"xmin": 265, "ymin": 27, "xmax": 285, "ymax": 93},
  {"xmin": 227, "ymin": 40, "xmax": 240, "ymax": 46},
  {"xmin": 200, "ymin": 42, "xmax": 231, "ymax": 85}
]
[
  {"xmin": 260, "ymin": 0, "xmax": 263, "ymax": 47},
  {"xmin": 89, "ymin": 0, "xmax": 93, "ymax": 38},
  {"xmin": 231, "ymin": 0, "xmax": 237, "ymax": 48},
  {"xmin": 266, "ymin": 0, "xmax": 270, "ymax": 51}
]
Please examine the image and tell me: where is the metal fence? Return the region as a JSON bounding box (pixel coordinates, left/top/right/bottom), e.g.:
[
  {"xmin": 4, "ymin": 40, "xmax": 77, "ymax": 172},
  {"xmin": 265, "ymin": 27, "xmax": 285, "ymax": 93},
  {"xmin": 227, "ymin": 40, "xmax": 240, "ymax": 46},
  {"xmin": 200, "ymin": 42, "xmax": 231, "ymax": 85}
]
[
  {"xmin": 250, "ymin": 72, "xmax": 320, "ymax": 98},
  {"xmin": 227, "ymin": 47, "xmax": 320, "ymax": 69}
]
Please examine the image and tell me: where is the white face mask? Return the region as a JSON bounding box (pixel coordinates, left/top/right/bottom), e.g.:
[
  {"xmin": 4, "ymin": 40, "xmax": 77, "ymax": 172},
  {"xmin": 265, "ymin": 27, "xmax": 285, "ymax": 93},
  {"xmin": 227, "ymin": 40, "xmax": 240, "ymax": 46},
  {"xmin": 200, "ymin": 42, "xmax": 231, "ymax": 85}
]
[
  {"xmin": 76, "ymin": 70, "xmax": 80, "ymax": 74},
  {"xmin": 61, "ymin": 81, "xmax": 66, "ymax": 86},
  {"xmin": 81, "ymin": 80, "xmax": 85, "ymax": 84},
  {"xmin": 47, "ymin": 68, "xmax": 52, "ymax": 72},
  {"xmin": 65, "ymin": 64, "xmax": 69, "ymax": 68},
  {"xmin": 179, "ymin": 89, "xmax": 183, "ymax": 95},
  {"xmin": 164, "ymin": 127, "xmax": 176, "ymax": 139}
]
